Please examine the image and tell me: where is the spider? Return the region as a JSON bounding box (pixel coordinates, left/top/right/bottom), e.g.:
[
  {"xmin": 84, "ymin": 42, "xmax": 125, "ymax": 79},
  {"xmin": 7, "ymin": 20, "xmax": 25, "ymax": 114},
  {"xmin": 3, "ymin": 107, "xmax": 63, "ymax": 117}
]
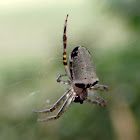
[{"xmin": 33, "ymin": 14, "xmax": 109, "ymax": 122}]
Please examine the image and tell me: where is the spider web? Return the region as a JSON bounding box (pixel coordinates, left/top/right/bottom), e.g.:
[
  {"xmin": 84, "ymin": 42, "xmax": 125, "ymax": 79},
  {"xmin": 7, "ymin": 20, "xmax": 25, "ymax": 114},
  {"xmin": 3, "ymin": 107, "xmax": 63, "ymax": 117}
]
[{"xmin": 0, "ymin": 55, "xmax": 65, "ymax": 138}]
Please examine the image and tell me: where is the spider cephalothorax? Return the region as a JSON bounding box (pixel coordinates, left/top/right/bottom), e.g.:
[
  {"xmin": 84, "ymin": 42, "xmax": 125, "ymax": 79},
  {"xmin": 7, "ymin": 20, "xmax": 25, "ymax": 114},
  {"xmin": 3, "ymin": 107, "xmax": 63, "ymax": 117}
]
[{"xmin": 33, "ymin": 14, "xmax": 109, "ymax": 122}]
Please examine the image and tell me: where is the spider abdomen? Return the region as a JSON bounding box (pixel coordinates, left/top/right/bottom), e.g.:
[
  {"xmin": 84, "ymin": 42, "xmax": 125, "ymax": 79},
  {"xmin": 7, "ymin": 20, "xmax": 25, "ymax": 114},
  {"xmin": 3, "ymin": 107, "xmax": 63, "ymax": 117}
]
[{"xmin": 69, "ymin": 46, "xmax": 99, "ymax": 88}]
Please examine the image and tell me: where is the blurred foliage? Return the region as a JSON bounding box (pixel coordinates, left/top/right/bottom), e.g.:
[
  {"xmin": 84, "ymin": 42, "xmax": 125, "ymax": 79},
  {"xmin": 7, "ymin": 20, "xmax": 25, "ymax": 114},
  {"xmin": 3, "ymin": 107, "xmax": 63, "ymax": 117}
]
[
  {"xmin": 107, "ymin": 0, "xmax": 140, "ymax": 28},
  {"xmin": 0, "ymin": 1, "xmax": 140, "ymax": 140}
]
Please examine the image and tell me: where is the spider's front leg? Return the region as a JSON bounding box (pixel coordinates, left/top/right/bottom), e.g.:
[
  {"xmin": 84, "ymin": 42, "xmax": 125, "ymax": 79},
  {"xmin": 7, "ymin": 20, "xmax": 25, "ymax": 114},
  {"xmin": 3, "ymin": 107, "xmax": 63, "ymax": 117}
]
[
  {"xmin": 90, "ymin": 84, "xmax": 109, "ymax": 91},
  {"xmin": 86, "ymin": 89, "xmax": 107, "ymax": 106},
  {"xmin": 56, "ymin": 74, "xmax": 71, "ymax": 85},
  {"xmin": 86, "ymin": 98, "xmax": 107, "ymax": 107},
  {"xmin": 32, "ymin": 88, "xmax": 72, "ymax": 114},
  {"xmin": 38, "ymin": 91, "xmax": 76, "ymax": 122}
]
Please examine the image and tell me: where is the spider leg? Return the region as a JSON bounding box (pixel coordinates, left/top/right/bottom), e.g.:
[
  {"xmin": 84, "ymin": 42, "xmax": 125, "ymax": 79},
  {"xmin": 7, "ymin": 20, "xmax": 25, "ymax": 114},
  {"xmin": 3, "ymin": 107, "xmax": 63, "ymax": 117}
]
[
  {"xmin": 90, "ymin": 84, "xmax": 109, "ymax": 91},
  {"xmin": 32, "ymin": 88, "xmax": 72, "ymax": 113},
  {"xmin": 86, "ymin": 90, "xmax": 107, "ymax": 106},
  {"xmin": 63, "ymin": 14, "xmax": 71, "ymax": 78},
  {"xmin": 85, "ymin": 98, "xmax": 106, "ymax": 107},
  {"xmin": 37, "ymin": 91, "xmax": 76, "ymax": 122},
  {"xmin": 56, "ymin": 74, "xmax": 71, "ymax": 85}
]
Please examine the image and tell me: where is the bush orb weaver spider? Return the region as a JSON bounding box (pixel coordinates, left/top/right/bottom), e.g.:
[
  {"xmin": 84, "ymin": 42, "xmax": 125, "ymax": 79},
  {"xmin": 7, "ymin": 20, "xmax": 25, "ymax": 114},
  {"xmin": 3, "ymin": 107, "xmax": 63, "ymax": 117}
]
[{"xmin": 33, "ymin": 14, "xmax": 109, "ymax": 122}]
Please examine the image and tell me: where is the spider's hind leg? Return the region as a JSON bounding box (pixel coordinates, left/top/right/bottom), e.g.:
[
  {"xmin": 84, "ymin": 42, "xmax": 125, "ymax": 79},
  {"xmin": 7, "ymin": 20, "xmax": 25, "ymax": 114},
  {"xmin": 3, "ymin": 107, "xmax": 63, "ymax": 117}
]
[
  {"xmin": 62, "ymin": 14, "xmax": 71, "ymax": 78},
  {"xmin": 37, "ymin": 91, "xmax": 76, "ymax": 122},
  {"xmin": 32, "ymin": 88, "xmax": 72, "ymax": 114}
]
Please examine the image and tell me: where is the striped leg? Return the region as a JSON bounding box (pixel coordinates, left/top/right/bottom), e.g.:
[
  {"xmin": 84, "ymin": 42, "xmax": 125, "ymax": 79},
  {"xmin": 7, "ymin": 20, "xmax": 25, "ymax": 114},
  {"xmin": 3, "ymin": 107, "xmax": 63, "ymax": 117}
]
[
  {"xmin": 90, "ymin": 84, "xmax": 109, "ymax": 91},
  {"xmin": 37, "ymin": 91, "xmax": 76, "ymax": 122},
  {"xmin": 56, "ymin": 74, "xmax": 71, "ymax": 85},
  {"xmin": 32, "ymin": 89, "xmax": 72, "ymax": 114},
  {"xmin": 85, "ymin": 98, "xmax": 106, "ymax": 107},
  {"xmin": 63, "ymin": 14, "xmax": 71, "ymax": 78}
]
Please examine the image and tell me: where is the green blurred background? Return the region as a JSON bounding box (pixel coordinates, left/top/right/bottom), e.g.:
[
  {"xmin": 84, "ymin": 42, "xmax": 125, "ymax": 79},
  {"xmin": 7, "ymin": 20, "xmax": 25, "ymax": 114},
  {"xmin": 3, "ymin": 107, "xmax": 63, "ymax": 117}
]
[{"xmin": 0, "ymin": 0, "xmax": 140, "ymax": 140}]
